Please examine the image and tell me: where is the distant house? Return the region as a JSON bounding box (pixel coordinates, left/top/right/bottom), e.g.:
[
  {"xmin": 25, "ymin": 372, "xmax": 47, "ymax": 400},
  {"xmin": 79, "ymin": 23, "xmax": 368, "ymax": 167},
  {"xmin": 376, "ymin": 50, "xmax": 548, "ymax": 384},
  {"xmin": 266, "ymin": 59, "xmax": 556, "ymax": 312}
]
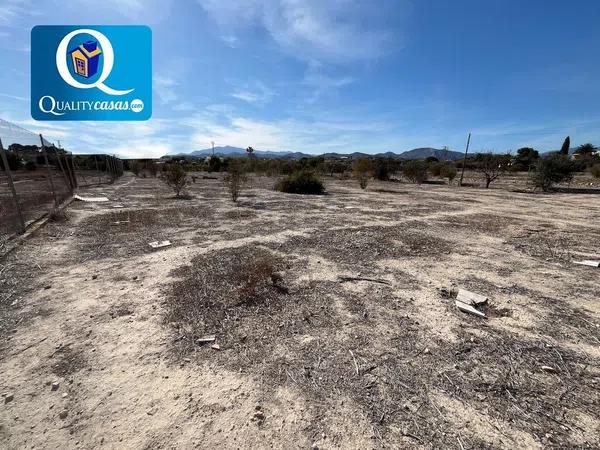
[
  {"xmin": 572, "ymin": 151, "xmax": 599, "ymax": 160},
  {"xmin": 70, "ymin": 41, "xmax": 102, "ymax": 78}
]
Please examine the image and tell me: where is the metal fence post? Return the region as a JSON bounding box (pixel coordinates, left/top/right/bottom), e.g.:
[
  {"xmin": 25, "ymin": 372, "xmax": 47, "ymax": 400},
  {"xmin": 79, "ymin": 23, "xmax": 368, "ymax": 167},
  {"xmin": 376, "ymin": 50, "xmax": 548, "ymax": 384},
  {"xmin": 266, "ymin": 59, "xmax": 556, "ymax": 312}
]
[
  {"xmin": 39, "ymin": 134, "xmax": 58, "ymax": 208},
  {"xmin": 73, "ymin": 155, "xmax": 87, "ymax": 186},
  {"xmin": 94, "ymin": 155, "xmax": 101, "ymax": 183},
  {"xmin": 54, "ymin": 148, "xmax": 73, "ymax": 195},
  {"xmin": 64, "ymin": 153, "xmax": 77, "ymax": 191},
  {"xmin": 0, "ymin": 138, "xmax": 26, "ymax": 233}
]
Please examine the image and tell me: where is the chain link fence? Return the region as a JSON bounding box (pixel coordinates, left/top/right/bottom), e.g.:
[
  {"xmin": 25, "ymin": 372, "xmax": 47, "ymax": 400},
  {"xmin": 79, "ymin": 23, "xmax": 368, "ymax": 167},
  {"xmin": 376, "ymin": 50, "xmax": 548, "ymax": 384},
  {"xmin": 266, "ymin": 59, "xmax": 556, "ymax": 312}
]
[{"xmin": 0, "ymin": 118, "xmax": 123, "ymax": 245}]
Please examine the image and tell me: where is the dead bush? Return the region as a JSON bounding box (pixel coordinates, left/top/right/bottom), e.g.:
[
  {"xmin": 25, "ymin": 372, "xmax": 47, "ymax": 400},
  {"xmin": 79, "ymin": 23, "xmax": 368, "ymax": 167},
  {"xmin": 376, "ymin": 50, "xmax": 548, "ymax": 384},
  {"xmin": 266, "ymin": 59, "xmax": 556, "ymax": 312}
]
[
  {"xmin": 48, "ymin": 208, "xmax": 68, "ymax": 222},
  {"xmin": 224, "ymin": 159, "xmax": 247, "ymax": 202}
]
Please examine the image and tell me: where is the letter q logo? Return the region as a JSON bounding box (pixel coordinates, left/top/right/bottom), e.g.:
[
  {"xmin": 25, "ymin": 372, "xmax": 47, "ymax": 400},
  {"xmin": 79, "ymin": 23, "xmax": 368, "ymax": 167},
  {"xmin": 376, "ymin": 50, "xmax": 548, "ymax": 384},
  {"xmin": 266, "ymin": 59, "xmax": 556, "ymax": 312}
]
[{"xmin": 56, "ymin": 28, "xmax": 133, "ymax": 95}]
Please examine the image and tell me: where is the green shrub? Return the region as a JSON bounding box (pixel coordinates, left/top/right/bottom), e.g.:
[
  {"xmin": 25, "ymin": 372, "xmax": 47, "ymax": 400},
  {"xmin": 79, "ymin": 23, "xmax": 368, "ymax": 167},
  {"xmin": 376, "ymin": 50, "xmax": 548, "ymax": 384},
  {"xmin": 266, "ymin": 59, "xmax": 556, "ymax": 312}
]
[
  {"xmin": 439, "ymin": 164, "xmax": 457, "ymax": 184},
  {"xmin": 591, "ymin": 164, "xmax": 600, "ymax": 178},
  {"xmin": 275, "ymin": 170, "xmax": 325, "ymax": 195},
  {"xmin": 530, "ymin": 154, "xmax": 575, "ymax": 191},
  {"xmin": 24, "ymin": 161, "xmax": 37, "ymax": 171},
  {"xmin": 402, "ymin": 160, "xmax": 428, "ymax": 184},
  {"xmin": 429, "ymin": 162, "xmax": 442, "ymax": 177}
]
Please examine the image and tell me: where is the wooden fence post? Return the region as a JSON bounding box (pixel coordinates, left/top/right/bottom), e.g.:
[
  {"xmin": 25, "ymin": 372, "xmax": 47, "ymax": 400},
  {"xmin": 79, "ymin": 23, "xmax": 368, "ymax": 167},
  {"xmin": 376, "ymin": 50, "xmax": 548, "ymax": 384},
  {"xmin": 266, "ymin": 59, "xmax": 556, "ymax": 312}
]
[
  {"xmin": 39, "ymin": 134, "xmax": 58, "ymax": 208},
  {"xmin": 0, "ymin": 138, "xmax": 26, "ymax": 233}
]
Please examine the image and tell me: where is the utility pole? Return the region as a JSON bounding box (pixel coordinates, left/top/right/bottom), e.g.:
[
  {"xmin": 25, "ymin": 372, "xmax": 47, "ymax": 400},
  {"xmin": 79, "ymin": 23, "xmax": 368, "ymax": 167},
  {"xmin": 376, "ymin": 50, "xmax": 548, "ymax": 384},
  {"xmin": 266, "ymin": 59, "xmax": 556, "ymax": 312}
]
[
  {"xmin": 459, "ymin": 132, "xmax": 471, "ymax": 186},
  {"xmin": 211, "ymin": 141, "xmax": 215, "ymax": 156}
]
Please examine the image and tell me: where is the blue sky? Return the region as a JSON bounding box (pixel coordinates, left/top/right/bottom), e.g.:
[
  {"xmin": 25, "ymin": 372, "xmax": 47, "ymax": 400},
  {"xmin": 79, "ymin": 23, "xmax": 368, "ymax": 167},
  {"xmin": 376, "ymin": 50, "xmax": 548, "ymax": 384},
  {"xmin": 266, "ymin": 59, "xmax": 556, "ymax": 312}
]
[{"xmin": 0, "ymin": 0, "xmax": 599, "ymax": 157}]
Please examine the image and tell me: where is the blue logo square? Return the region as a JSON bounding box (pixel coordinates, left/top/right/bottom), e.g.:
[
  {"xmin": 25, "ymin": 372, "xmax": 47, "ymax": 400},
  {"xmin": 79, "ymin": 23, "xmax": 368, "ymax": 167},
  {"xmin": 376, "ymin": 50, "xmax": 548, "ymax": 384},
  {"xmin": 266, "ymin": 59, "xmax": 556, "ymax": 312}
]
[{"xmin": 31, "ymin": 25, "xmax": 152, "ymax": 121}]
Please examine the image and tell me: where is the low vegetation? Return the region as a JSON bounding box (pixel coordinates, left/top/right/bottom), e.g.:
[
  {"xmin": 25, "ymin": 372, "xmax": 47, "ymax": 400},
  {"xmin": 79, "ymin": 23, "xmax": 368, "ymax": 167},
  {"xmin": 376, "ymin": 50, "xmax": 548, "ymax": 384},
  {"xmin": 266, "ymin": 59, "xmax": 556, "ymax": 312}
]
[
  {"xmin": 275, "ymin": 170, "xmax": 325, "ymax": 195},
  {"xmin": 531, "ymin": 154, "xmax": 575, "ymax": 191},
  {"xmin": 402, "ymin": 160, "xmax": 428, "ymax": 183},
  {"xmin": 352, "ymin": 157, "xmax": 373, "ymax": 189},
  {"xmin": 591, "ymin": 164, "xmax": 600, "ymax": 178},
  {"xmin": 223, "ymin": 159, "xmax": 247, "ymax": 202},
  {"xmin": 162, "ymin": 164, "xmax": 188, "ymax": 197}
]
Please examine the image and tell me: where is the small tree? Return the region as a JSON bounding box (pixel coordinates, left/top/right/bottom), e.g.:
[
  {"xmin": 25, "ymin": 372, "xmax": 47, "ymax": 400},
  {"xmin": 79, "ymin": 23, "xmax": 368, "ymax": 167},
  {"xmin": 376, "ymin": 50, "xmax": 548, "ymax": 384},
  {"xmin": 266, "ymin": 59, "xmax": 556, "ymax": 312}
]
[
  {"xmin": 514, "ymin": 147, "xmax": 539, "ymax": 171},
  {"xmin": 207, "ymin": 155, "xmax": 222, "ymax": 173},
  {"xmin": 162, "ymin": 164, "xmax": 188, "ymax": 197},
  {"xmin": 473, "ymin": 153, "xmax": 510, "ymax": 188},
  {"xmin": 591, "ymin": 164, "xmax": 600, "ymax": 178},
  {"xmin": 224, "ymin": 159, "xmax": 247, "ymax": 202},
  {"xmin": 560, "ymin": 136, "xmax": 570, "ymax": 155},
  {"xmin": 439, "ymin": 164, "xmax": 457, "ymax": 185},
  {"xmin": 530, "ymin": 154, "xmax": 575, "ymax": 191},
  {"xmin": 402, "ymin": 160, "xmax": 428, "ymax": 184},
  {"xmin": 353, "ymin": 157, "xmax": 373, "ymax": 189},
  {"xmin": 246, "ymin": 146, "xmax": 255, "ymax": 157}
]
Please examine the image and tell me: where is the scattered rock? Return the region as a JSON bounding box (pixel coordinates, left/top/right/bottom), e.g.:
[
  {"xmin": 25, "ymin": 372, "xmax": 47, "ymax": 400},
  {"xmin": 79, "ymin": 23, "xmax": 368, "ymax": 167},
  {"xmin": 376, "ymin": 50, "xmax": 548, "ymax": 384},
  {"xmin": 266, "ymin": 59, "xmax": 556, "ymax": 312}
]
[
  {"xmin": 51, "ymin": 382, "xmax": 60, "ymax": 391},
  {"xmin": 3, "ymin": 393, "xmax": 14, "ymax": 404},
  {"xmin": 59, "ymin": 409, "xmax": 68, "ymax": 419},
  {"xmin": 253, "ymin": 411, "xmax": 265, "ymax": 421},
  {"xmin": 541, "ymin": 365, "xmax": 558, "ymax": 373},
  {"xmin": 211, "ymin": 343, "xmax": 221, "ymax": 351},
  {"xmin": 92, "ymin": 275, "xmax": 98, "ymax": 280}
]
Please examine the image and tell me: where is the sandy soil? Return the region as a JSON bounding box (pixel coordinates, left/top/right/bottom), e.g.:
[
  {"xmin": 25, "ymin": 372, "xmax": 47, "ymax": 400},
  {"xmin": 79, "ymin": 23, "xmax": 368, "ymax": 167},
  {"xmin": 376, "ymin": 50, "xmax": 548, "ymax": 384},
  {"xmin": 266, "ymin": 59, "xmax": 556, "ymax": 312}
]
[{"xmin": 1, "ymin": 172, "xmax": 599, "ymax": 449}]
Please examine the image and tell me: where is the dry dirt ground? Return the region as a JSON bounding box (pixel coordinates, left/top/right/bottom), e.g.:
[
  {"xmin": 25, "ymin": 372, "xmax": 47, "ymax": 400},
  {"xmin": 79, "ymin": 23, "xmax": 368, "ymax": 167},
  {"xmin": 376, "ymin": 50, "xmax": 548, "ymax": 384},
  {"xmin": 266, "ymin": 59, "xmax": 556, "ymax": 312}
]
[{"xmin": 1, "ymin": 173, "xmax": 599, "ymax": 449}]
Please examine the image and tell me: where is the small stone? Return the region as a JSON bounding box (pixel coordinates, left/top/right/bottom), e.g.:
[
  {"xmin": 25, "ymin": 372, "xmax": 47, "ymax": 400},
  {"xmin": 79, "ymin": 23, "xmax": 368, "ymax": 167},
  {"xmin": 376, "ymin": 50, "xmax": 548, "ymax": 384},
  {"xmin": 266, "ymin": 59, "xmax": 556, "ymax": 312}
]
[
  {"xmin": 4, "ymin": 393, "xmax": 14, "ymax": 404},
  {"xmin": 211, "ymin": 344, "xmax": 221, "ymax": 350},
  {"xmin": 51, "ymin": 382, "xmax": 60, "ymax": 391},
  {"xmin": 253, "ymin": 411, "xmax": 265, "ymax": 421},
  {"xmin": 423, "ymin": 348, "xmax": 431, "ymax": 354},
  {"xmin": 59, "ymin": 409, "xmax": 68, "ymax": 419},
  {"xmin": 62, "ymin": 393, "xmax": 68, "ymax": 398},
  {"xmin": 44, "ymin": 285, "xmax": 51, "ymax": 290},
  {"xmin": 92, "ymin": 275, "xmax": 98, "ymax": 280},
  {"xmin": 311, "ymin": 444, "xmax": 319, "ymax": 450}
]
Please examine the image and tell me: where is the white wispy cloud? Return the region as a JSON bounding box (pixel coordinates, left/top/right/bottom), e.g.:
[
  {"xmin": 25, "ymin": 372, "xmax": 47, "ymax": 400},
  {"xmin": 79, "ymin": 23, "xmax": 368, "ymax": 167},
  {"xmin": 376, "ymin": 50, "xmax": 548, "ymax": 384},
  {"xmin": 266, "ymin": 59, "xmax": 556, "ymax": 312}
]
[
  {"xmin": 230, "ymin": 81, "xmax": 275, "ymax": 105},
  {"xmin": 198, "ymin": 0, "xmax": 406, "ymax": 64},
  {"xmin": 154, "ymin": 75, "xmax": 179, "ymax": 105}
]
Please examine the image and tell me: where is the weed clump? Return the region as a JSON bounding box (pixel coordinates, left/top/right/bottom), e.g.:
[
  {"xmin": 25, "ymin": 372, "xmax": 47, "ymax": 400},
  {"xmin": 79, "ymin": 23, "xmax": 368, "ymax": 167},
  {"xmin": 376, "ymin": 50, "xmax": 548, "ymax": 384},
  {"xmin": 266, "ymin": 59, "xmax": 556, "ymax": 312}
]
[{"xmin": 275, "ymin": 170, "xmax": 325, "ymax": 195}]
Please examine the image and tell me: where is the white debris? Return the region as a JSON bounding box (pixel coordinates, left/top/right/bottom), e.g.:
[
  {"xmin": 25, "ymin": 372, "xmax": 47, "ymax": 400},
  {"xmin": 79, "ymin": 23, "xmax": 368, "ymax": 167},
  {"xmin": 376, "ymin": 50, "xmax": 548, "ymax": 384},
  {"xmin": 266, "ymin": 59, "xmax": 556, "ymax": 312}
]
[
  {"xmin": 74, "ymin": 194, "xmax": 109, "ymax": 202},
  {"xmin": 456, "ymin": 289, "xmax": 488, "ymax": 306},
  {"xmin": 112, "ymin": 204, "xmax": 124, "ymax": 209},
  {"xmin": 148, "ymin": 240, "xmax": 172, "ymax": 249},
  {"xmin": 197, "ymin": 335, "xmax": 216, "ymax": 344},
  {"xmin": 455, "ymin": 300, "xmax": 486, "ymax": 318},
  {"xmin": 573, "ymin": 260, "xmax": 600, "ymax": 268}
]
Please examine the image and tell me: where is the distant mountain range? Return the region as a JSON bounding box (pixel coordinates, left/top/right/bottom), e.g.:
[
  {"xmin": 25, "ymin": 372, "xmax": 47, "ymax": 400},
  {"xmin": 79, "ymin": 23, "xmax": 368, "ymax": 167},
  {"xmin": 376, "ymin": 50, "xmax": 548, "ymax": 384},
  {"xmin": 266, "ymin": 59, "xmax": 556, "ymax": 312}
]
[{"xmin": 167, "ymin": 146, "xmax": 465, "ymax": 161}]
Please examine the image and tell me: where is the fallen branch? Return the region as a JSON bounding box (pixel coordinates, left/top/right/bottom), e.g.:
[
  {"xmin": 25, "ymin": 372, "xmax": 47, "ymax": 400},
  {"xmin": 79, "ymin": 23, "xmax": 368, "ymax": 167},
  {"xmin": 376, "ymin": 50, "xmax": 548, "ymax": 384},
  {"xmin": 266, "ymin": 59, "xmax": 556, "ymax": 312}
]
[
  {"xmin": 339, "ymin": 276, "xmax": 391, "ymax": 286},
  {"xmin": 10, "ymin": 336, "xmax": 48, "ymax": 356},
  {"xmin": 349, "ymin": 349, "xmax": 359, "ymax": 375}
]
